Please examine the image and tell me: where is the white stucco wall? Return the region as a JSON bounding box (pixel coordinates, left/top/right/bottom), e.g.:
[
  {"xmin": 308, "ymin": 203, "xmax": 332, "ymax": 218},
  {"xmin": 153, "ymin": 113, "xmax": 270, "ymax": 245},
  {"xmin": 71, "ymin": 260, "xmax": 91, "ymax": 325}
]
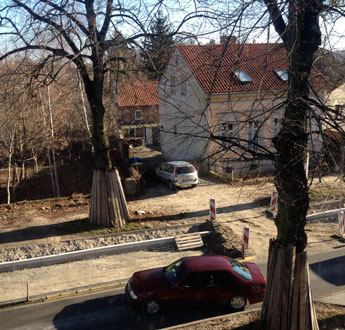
[{"xmin": 158, "ymin": 50, "xmax": 208, "ymax": 165}]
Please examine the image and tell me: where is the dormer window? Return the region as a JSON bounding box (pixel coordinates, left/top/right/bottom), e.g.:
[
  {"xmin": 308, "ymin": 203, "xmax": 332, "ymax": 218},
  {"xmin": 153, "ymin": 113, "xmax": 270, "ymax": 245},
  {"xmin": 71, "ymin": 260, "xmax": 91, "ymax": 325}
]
[
  {"xmin": 135, "ymin": 109, "xmax": 143, "ymax": 121},
  {"xmin": 275, "ymin": 69, "xmax": 288, "ymax": 81},
  {"xmin": 234, "ymin": 71, "xmax": 252, "ymax": 84}
]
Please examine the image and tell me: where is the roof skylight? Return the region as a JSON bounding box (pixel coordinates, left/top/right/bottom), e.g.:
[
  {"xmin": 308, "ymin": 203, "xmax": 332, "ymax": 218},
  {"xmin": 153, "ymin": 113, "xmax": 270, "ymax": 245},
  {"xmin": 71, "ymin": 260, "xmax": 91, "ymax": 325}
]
[
  {"xmin": 234, "ymin": 71, "xmax": 253, "ymax": 84},
  {"xmin": 275, "ymin": 69, "xmax": 288, "ymax": 81}
]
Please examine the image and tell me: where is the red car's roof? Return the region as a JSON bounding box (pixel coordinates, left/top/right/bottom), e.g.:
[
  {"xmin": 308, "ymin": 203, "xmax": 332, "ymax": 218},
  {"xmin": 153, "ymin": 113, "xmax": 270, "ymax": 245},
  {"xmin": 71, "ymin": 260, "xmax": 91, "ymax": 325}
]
[{"xmin": 182, "ymin": 256, "xmax": 231, "ymax": 273}]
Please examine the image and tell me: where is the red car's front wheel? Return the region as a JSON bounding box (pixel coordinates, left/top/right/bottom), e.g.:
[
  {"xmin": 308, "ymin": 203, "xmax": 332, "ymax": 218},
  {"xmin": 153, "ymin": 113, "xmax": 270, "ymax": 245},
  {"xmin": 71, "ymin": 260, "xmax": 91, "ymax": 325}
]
[
  {"xmin": 143, "ymin": 298, "xmax": 160, "ymax": 314},
  {"xmin": 228, "ymin": 296, "xmax": 246, "ymax": 312}
]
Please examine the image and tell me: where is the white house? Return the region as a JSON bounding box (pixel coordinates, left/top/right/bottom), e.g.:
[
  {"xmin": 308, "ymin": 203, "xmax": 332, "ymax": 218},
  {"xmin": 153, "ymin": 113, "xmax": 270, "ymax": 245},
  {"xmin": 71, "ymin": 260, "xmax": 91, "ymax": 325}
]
[{"xmin": 158, "ymin": 41, "xmax": 330, "ymax": 176}]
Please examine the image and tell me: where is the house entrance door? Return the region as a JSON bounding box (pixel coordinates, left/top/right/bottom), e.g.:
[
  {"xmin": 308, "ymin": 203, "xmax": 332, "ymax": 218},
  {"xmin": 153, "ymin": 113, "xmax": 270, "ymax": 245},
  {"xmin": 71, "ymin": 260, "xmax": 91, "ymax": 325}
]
[{"xmin": 145, "ymin": 127, "xmax": 153, "ymax": 145}]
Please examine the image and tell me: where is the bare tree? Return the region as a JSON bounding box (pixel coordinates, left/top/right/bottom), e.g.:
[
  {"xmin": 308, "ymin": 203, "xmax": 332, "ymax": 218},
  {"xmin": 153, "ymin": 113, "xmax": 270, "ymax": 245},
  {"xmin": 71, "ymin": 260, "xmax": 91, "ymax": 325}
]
[
  {"xmin": 0, "ymin": 0, "xmax": 221, "ymax": 227},
  {"xmin": 0, "ymin": 60, "xmax": 45, "ymax": 203}
]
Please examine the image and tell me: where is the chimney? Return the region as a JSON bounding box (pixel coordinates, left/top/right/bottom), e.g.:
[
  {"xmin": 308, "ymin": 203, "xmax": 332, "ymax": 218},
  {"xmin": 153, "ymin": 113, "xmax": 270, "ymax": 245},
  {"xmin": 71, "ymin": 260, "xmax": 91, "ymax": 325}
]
[{"xmin": 220, "ymin": 35, "xmax": 237, "ymax": 44}]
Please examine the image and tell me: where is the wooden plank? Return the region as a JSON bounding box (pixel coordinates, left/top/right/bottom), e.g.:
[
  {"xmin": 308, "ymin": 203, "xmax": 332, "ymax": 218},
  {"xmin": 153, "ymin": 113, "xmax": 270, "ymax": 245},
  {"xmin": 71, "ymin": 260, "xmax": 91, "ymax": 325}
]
[
  {"xmin": 113, "ymin": 171, "xmax": 126, "ymax": 226},
  {"xmin": 177, "ymin": 243, "xmax": 203, "ymax": 251},
  {"xmin": 115, "ymin": 168, "xmax": 130, "ymax": 221},
  {"xmin": 175, "ymin": 236, "xmax": 203, "ymax": 242},
  {"xmin": 270, "ymin": 246, "xmax": 283, "ymax": 330},
  {"xmin": 306, "ymin": 256, "xmax": 319, "ymax": 330},
  {"xmin": 176, "ymin": 240, "xmax": 203, "ymax": 248},
  {"xmin": 290, "ymin": 254, "xmax": 301, "ymax": 330},
  {"xmin": 176, "ymin": 239, "xmax": 203, "ymax": 246},
  {"xmin": 175, "ymin": 233, "xmax": 203, "ymax": 251},
  {"xmin": 281, "ymin": 246, "xmax": 294, "ymax": 330},
  {"xmin": 262, "ymin": 239, "xmax": 278, "ymax": 326},
  {"xmin": 95, "ymin": 170, "xmax": 101, "ymax": 225},
  {"xmin": 299, "ymin": 253, "xmax": 307, "ymax": 330},
  {"xmin": 106, "ymin": 171, "xmax": 116, "ymax": 226},
  {"xmin": 89, "ymin": 170, "xmax": 96, "ymax": 222}
]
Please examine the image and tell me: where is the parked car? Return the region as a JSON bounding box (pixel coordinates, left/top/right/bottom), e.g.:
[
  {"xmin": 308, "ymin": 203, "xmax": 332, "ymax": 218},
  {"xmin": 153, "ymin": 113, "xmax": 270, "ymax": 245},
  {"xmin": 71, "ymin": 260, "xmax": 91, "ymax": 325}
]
[
  {"xmin": 126, "ymin": 255, "xmax": 266, "ymax": 314},
  {"xmin": 155, "ymin": 161, "xmax": 198, "ymax": 189}
]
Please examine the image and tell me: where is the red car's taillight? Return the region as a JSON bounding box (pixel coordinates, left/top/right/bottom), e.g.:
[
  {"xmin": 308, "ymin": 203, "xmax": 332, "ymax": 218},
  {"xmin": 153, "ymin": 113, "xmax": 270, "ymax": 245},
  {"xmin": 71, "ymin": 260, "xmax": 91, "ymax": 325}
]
[{"xmin": 174, "ymin": 167, "xmax": 178, "ymax": 177}]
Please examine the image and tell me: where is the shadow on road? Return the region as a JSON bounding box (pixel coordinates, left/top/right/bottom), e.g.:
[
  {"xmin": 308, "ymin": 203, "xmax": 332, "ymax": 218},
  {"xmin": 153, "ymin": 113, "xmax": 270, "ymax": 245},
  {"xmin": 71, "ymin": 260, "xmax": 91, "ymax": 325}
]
[
  {"xmin": 310, "ymin": 255, "xmax": 345, "ymax": 286},
  {"xmin": 53, "ymin": 293, "xmax": 234, "ymax": 330}
]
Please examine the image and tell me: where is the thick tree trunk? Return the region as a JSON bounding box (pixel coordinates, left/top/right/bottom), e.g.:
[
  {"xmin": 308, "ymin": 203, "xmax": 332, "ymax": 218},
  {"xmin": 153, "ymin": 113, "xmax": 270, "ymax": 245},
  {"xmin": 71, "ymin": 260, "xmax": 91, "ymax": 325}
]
[
  {"xmin": 261, "ymin": 0, "xmax": 322, "ymax": 328},
  {"xmin": 85, "ymin": 79, "xmax": 129, "ymax": 228}
]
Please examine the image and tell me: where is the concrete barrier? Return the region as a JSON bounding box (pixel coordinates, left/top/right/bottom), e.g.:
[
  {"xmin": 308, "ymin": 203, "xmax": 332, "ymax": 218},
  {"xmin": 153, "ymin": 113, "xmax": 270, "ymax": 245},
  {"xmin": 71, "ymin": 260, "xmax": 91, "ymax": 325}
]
[
  {"xmin": 0, "ymin": 231, "xmax": 211, "ymax": 273},
  {"xmin": 306, "ymin": 208, "xmax": 345, "ymax": 222}
]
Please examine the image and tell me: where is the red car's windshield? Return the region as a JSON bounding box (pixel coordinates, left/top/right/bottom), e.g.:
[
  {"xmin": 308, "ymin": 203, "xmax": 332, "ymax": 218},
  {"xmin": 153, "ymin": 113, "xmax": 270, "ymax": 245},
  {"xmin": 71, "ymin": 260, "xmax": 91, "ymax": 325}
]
[
  {"xmin": 163, "ymin": 259, "xmax": 185, "ymax": 285},
  {"xmin": 228, "ymin": 258, "xmax": 252, "ymax": 280}
]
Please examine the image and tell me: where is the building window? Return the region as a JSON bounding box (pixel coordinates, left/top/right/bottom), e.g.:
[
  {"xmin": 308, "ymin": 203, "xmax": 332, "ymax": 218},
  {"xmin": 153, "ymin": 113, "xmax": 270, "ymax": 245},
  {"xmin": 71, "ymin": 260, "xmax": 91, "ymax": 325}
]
[
  {"xmin": 181, "ymin": 79, "xmax": 187, "ymax": 96},
  {"xmin": 272, "ymin": 117, "xmax": 280, "ymax": 137},
  {"xmin": 335, "ymin": 105, "xmax": 344, "ymax": 120},
  {"xmin": 220, "ymin": 122, "xmax": 234, "ymax": 149},
  {"xmin": 274, "ymin": 69, "xmax": 288, "ymax": 81},
  {"xmin": 135, "ymin": 109, "xmax": 143, "ymax": 121},
  {"xmin": 234, "ymin": 71, "xmax": 252, "ymax": 84},
  {"xmin": 170, "ymin": 75, "xmax": 176, "ymax": 94},
  {"xmin": 247, "ymin": 120, "xmax": 262, "ymax": 149}
]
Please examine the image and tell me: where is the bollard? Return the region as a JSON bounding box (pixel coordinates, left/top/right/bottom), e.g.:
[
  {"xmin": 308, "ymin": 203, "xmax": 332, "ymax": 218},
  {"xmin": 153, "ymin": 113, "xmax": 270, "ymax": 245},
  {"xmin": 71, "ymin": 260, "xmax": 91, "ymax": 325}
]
[
  {"xmin": 270, "ymin": 191, "xmax": 278, "ymax": 212},
  {"xmin": 242, "ymin": 227, "xmax": 249, "ymax": 259},
  {"xmin": 209, "ymin": 198, "xmax": 216, "ymax": 221},
  {"xmin": 338, "ymin": 211, "xmax": 345, "ymax": 238}
]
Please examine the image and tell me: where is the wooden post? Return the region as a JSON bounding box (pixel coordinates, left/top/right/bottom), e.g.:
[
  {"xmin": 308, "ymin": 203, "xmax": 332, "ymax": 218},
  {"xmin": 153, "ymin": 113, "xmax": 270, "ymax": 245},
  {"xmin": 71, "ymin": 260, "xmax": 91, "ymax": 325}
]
[{"xmin": 26, "ymin": 282, "xmax": 30, "ymax": 302}]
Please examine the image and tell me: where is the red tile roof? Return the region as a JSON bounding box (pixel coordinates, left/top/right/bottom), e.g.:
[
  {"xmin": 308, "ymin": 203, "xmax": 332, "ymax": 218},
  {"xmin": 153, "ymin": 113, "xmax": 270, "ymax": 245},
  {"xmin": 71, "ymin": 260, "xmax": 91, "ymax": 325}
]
[
  {"xmin": 324, "ymin": 129, "xmax": 342, "ymax": 141},
  {"xmin": 177, "ymin": 43, "xmax": 330, "ymax": 94},
  {"xmin": 117, "ymin": 81, "xmax": 158, "ymax": 107}
]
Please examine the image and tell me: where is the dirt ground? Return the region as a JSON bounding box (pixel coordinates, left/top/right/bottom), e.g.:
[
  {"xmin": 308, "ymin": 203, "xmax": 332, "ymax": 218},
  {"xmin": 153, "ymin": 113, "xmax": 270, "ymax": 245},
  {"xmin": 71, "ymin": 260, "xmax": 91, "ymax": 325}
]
[{"xmin": 0, "ymin": 174, "xmax": 344, "ymax": 263}]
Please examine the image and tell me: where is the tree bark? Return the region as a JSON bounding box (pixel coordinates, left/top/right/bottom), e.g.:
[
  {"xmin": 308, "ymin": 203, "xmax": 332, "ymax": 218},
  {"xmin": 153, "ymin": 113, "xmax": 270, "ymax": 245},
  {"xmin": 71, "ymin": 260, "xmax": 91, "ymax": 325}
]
[
  {"xmin": 261, "ymin": 0, "xmax": 322, "ymax": 329},
  {"xmin": 47, "ymin": 84, "xmax": 60, "ymax": 197},
  {"xmin": 84, "ymin": 77, "xmax": 129, "ymax": 228}
]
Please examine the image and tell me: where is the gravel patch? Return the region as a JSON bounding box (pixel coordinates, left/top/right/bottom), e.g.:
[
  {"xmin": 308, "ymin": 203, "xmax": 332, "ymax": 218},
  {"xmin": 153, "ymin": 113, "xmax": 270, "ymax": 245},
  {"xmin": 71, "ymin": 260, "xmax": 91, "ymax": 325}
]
[{"xmin": 0, "ymin": 226, "xmax": 198, "ymax": 262}]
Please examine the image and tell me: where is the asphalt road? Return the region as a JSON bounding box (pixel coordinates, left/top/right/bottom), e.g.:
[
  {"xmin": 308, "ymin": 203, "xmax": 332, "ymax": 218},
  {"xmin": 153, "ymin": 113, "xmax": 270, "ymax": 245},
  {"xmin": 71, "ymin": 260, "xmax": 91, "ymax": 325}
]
[
  {"xmin": 0, "ymin": 287, "xmax": 250, "ymax": 330},
  {"xmin": 1, "ymin": 247, "xmax": 344, "ymax": 330}
]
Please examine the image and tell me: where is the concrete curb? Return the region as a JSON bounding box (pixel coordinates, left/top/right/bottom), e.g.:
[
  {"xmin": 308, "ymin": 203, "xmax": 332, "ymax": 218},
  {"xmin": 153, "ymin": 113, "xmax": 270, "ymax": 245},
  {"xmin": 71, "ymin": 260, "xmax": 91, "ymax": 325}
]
[
  {"xmin": 0, "ymin": 231, "xmax": 211, "ymax": 273},
  {"xmin": 161, "ymin": 308, "xmax": 262, "ymax": 329},
  {"xmin": 0, "ymin": 278, "xmax": 128, "ymax": 309},
  {"xmin": 307, "ymin": 208, "xmax": 345, "ymax": 222}
]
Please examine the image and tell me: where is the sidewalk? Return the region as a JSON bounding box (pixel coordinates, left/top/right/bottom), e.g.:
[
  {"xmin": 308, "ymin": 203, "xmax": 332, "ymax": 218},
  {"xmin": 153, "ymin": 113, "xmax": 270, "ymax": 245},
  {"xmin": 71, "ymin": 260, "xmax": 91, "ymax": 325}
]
[{"xmin": 0, "ymin": 249, "xmax": 204, "ymax": 305}]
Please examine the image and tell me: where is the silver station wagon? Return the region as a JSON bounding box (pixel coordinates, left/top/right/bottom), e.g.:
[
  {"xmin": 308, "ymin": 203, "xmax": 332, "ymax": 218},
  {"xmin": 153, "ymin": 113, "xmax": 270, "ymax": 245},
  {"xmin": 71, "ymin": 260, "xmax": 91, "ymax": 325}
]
[{"xmin": 155, "ymin": 161, "xmax": 198, "ymax": 189}]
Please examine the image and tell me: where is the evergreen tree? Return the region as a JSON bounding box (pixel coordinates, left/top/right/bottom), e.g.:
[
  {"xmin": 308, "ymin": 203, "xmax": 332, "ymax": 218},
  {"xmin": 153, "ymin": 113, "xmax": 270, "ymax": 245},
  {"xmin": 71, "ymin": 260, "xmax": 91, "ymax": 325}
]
[{"xmin": 143, "ymin": 11, "xmax": 175, "ymax": 80}]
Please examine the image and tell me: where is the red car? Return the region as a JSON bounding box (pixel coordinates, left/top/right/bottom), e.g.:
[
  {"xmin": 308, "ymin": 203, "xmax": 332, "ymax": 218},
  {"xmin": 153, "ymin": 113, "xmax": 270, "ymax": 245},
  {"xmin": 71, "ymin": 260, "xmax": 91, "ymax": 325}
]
[{"xmin": 126, "ymin": 255, "xmax": 266, "ymax": 314}]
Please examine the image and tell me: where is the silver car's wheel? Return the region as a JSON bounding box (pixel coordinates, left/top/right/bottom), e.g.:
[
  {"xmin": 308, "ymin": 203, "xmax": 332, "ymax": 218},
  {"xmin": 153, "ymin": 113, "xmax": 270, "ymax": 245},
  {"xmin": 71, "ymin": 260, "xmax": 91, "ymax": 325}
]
[
  {"xmin": 228, "ymin": 296, "xmax": 246, "ymax": 311},
  {"xmin": 143, "ymin": 298, "xmax": 160, "ymax": 314}
]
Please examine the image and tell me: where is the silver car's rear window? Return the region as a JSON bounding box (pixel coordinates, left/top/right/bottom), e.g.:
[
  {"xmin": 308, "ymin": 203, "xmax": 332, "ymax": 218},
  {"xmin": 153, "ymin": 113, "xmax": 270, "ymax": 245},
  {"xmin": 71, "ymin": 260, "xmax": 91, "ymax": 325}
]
[{"xmin": 176, "ymin": 166, "xmax": 194, "ymax": 174}]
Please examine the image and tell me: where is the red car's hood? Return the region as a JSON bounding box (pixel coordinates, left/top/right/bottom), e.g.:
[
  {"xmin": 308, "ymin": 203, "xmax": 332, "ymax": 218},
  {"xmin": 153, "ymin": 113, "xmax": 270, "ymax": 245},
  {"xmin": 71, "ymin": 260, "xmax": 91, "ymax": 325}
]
[
  {"xmin": 245, "ymin": 262, "xmax": 266, "ymax": 284},
  {"xmin": 130, "ymin": 267, "xmax": 170, "ymax": 292}
]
